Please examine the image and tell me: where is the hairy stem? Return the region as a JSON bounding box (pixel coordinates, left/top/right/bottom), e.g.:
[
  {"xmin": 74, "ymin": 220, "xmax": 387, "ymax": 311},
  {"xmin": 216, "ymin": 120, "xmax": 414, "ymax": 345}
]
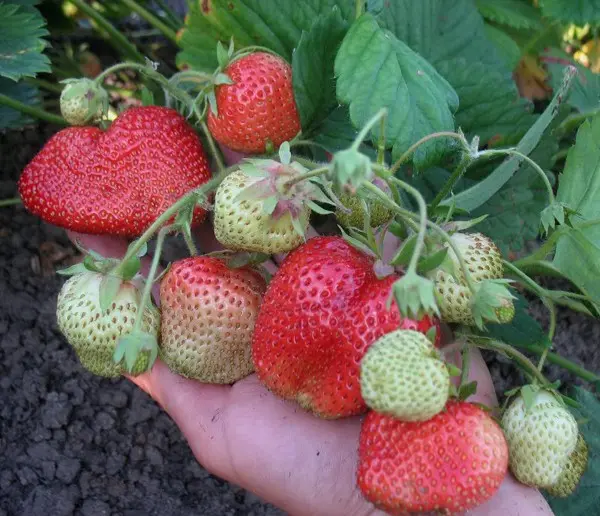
[
  {"xmin": 389, "ymin": 132, "xmax": 468, "ymax": 174},
  {"xmin": 388, "ymin": 178, "xmax": 427, "ymax": 274},
  {"xmin": 67, "ymin": 0, "xmax": 145, "ymax": 63},
  {"xmin": 24, "ymin": 77, "xmax": 63, "ymax": 94},
  {"xmin": 115, "ymin": 169, "xmax": 231, "ymax": 274},
  {"xmin": 0, "ymin": 94, "xmax": 67, "ymax": 125},
  {"xmin": 360, "ymin": 181, "xmax": 478, "ymax": 292},
  {"xmin": 132, "ymin": 225, "xmax": 171, "ymax": 334},
  {"xmin": 471, "ymin": 338, "xmax": 550, "ymax": 387},
  {"xmin": 118, "ymin": 0, "xmax": 178, "ymax": 43},
  {"xmin": 200, "ymin": 120, "xmax": 225, "ymax": 172},
  {"xmin": 430, "ymin": 154, "xmax": 471, "ymax": 210},
  {"xmin": 352, "ymin": 108, "xmax": 387, "ymax": 151},
  {"xmin": 283, "ymin": 166, "xmax": 330, "ymax": 190},
  {"xmin": 479, "ymin": 149, "xmax": 555, "ymax": 204}
]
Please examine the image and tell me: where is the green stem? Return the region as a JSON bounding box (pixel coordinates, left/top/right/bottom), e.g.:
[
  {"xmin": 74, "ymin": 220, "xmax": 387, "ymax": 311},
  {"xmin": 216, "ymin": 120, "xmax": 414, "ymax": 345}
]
[
  {"xmin": 430, "ymin": 154, "xmax": 471, "ymax": 210},
  {"xmin": 284, "ymin": 166, "xmax": 329, "ymax": 190},
  {"xmin": 351, "ymin": 108, "xmax": 387, "ymax": 151},
  {"xmin": 388, "ymin": 177, "xmax": 427, "ymax": 274},
  {"xmin": 472, "ymin": 338, "xmax": 551, "ymax": 387},
  {"xmin": 24, "ymin": 77, "xmax": 63, "ymax": 94},
  {"xmin": 182, "ymin": 229, "xmax": 198, "ymax": 256},
  {"xmin": 377, "ymin": 115, "xmax": 386, "ymax": 165},
  {"xmin": 503, "ymin": 259, "xmax": 547, "ymax": 297},
  {"xmin": 360, "ymin": 181, "xmax": 478, "ymax": 293},
  {"xmin": 118, "ymin": 0, "xmax": 178, "ymax": 43},
  {"xmin": 389, "ymin": 132, "xmax": 469, "ymax": 175},
  {"xmin": 168, "ymin": 70, "xmax": 213, "ymax": 87},
  {"xmin": 355, "ymin": 0, "xmax": 364, "ymax": 19},
  {"xmin": 200, "ymin": 120, "xmax": 225, "ymax": 172},
  {"xmin": 67, "ymin": 0, "xmax": 145, "ymax": 63},
  {"xmin": 0, "ymin": 197, "xmax": 21, "ymax": 208},
  {"xmin": 291, "ymin": 156, "xmax": 325, "ymax": 170},
  {"xmin": 537, "ymin": 300, "xmax": 556, "ymax": 372},
  {"xmin": 0, "ymin": 94, "xmax": 67, "ymax": 125},
  {"xmin": 479, "ymin": 149, "xmax": 555, "ymax": 204},
  {"xmin": 514, "ymin": 229, "xmax": 565, "ymax": 266},
  {"xmin": 132, "ymin": 225, "xmax": 171, "ymax": 333},
  {"xmin": 115, "ymin": 169, "xmax": 231, "ymax": 274}
]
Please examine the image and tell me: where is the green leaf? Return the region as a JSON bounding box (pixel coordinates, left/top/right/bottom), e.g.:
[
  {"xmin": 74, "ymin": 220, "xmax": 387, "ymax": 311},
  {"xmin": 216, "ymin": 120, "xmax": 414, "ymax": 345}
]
[
  {"xmin": 0, "ymin": 2, "xmax": 50, "ymax": 81},
  {"xmin": 539, "ymin": 0, "xmax": 600, "ymax": 25},
  {"xmin": 483, "ymin": 24, "xmax": 521, "ymax": 71},
  {"xmin": 292, "ymin": 7, "xmax": 349, "ymax": 131},
  {"xmin": 554, "ymin": 229, "xmax": 600, "ymax": 307},
  {"xmin": 546, "ymin": 387, "xmax": 600, "ymax": 514},
  {"xmin": 556, "ymin": 114, "xmax": 600, "ymax": 247},
  {"xmin": 0, "ymin": 77, "xmax": 41, "ymax": 129},
  {"xmin": 436, "ymin": 58, "xmax": 536, "ymax": 148},
  {"xmin": 417, "ymin": 248, "xmax": 448, "ymax": 275},
  {"xmin": 482, "ymin": 293, "xmax": 550, "ymax": 348},
  {"xmin": 99, "ymin": 275, "xmax": 122, "ymax": 313},
  {"xmin": 443, "ymin": 66, "xmax": 576, "ymax": 212},
  {"xmin": 476, "ymin": 0, "xmax": 543, "ymax": 30},
  {"xmin": 390, "ymin": 234, "xmax": 417, "ymax": 267},
  {"xmin": 176, "ymin": 0, "xmax": 355, "ymax": 72},
  {"xmin": 543, "ymin": 48, "xmax": 600, "ymax": 114},
  {"xmin": 334, "ymin": 13, "xmax": 458, "ymax": 170},
  {"xmin": 459, "ymin": 380, "xmax": 479, "ymax": 401},
  {"xmin": 370, "ymin": 0, "xmax": 505, "ymax": 71}
]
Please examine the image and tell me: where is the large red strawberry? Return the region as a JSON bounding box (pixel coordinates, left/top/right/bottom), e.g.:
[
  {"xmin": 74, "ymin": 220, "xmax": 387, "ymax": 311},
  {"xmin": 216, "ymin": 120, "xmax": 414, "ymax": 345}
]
[
  {"xmin": 207, "ymin": 52, "xmax": 301, "ymax": 154},
  {"xmin": 252, "ymin": 236, "xmax": 440, "ymax": 418},
  {"xmin": 18, "ymin": 106, "xmax": 211, "ymax": 237},
  {"xmin": 358, "ymin": 402, "xmax": 508, "ymax": 514}
]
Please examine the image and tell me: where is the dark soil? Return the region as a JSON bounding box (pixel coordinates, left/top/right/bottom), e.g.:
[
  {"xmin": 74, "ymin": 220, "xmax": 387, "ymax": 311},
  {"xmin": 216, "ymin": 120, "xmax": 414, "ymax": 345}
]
[
  {"xmin": 0, "ymin": 124, "xmax": 283, "ymax": 516},
  {"xmin": 0, "ymin": 123, "xmax": 598, "ymax": 516}
]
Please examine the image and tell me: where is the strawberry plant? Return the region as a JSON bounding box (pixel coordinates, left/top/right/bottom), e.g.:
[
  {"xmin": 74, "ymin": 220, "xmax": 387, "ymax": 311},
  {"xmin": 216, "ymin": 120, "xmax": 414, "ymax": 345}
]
[{"xmin": 3, "ymin": 0, "xmax": 600, "ymax": 514}]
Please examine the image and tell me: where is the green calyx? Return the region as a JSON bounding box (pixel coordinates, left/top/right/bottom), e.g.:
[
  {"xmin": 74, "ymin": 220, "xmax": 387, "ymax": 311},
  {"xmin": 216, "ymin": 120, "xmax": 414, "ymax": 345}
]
[
  {"xmin": 387, "ymin": 270, "xmax": 440, "ymax": 320},
  {"xmin": 59, "ymin": 78, "xmax": 109, "ymax": 126}
]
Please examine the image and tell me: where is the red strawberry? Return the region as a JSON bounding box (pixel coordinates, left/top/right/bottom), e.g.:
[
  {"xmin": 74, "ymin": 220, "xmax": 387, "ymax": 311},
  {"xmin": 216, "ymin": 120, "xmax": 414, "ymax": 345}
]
[
  {"xmin": 160, "ymin": 256, "xmax": 267, "ymax": 384},
  {"xmin": 18, "ymin": 106, "xmax": 211, "ymax": 237},
  {"xmin": 358, "ymin": 402, "xmax": 508, "ymax": 514},
  {"xmin": 252, "ymin": 236, "xmax": 440, "ymax": 418},
  {"xmin": 207, "ymin": 52, "xmax": 301, "ymax": 154}
]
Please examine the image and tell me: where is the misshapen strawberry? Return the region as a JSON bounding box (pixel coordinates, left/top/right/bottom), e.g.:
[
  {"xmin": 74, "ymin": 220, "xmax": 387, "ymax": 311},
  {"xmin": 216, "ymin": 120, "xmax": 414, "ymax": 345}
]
[
  {"xmin": 252, "ymin": 236, "xmax": 440, "ymax": 418},
  {"xmin": 207, "ymin": 52, "xmax": 301, "ymax": 154},
  {"xmin": 159, "ymin": 256, "xmax": 266, "ymax": 384},
  {"xmin": 358, "ymin": 402, "xmax": 508, "ymax": 514},
  {"xmin": 19, "ymin": 106, "xmax": 211, "ymax": 237}
]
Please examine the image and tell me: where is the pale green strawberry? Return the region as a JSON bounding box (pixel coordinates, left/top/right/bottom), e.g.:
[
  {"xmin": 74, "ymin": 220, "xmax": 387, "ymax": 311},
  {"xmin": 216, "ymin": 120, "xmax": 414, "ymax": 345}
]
[
  {"xmin": 501, "ymin": 390, "xmax": 579, "ymax": 489},
  {"xmin": 59, "ymin": 78, "xmax": 108, "ymax": 126},
  {"xmin": 56, "ymin": 271, "xmax": 160, "ymax": 377},
  {"xmin": 335, "ymin": 178, "xmax": 393, "ymax": 229},
  {"xmin": 433, "ymin": 271, "xmax": 514, "ymax": 326},
  {"xmin": 213, "ymin": 167, "xmax": 311, "ymax": 255},
  {"xmin": 360, "ymin": 329, "xmax": 450, "ymax": 421},
  {"xmin": 546, "ymin": 433, "xmax": 588, "ymax": 498},
  {"xmin": 446, "ymin": 232, "xmax": 504, "ymax": 284}
]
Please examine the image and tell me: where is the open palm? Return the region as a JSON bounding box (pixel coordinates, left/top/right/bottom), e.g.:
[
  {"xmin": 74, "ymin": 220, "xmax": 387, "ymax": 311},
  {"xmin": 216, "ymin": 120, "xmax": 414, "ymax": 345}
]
[{"xmin": 67, "ymin": 224, "xmax": 553, "ymax": 516}]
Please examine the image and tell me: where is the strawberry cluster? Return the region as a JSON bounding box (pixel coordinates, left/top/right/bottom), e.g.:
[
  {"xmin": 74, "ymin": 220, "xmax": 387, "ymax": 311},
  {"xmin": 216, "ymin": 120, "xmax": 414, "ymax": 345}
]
[{"xmin": 18, "ymin": 49, "xmax": 588, "ymax": 516}]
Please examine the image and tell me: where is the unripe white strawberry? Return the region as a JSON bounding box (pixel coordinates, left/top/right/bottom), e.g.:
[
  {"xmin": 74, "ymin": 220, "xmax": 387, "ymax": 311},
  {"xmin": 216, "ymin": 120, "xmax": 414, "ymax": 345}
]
[
  {"xmin": 446, "ymin": 232, "xmax": 504, "ymax": 284},
  {"xmin": 433, "ymin": 270, "xmax": 515, "ymax": 326},
  {"xmin": 213, "ymin": 166, "xmax": 311, "ymax": 255},
  {"xmin": 59, "ymin": 78, "xmax": 108, "ymax": 126},
  {"xmin": 360, "ymin": 329, "xmax": 450, "ymax": 421},
  {"xmin": 56, "ymin": 271, "xmax": 160, "ymax": 377},
  {"xmin": 546, "ymin": 433, "xmax": 588, "ymax": 497},
  {"xmin": 501, "ymin": 390, "xmax": 578, "ymax": 489}
]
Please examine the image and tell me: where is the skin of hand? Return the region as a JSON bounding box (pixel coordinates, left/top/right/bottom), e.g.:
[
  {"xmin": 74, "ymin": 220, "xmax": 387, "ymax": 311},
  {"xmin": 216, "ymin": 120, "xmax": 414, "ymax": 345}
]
[{"xmin": 62, "ymin": 146, "xmax": 554, "ymax": 516}]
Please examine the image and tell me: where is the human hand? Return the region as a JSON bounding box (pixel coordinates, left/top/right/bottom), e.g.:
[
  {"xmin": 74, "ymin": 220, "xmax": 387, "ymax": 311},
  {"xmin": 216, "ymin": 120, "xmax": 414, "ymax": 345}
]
[{"xmin": 66, "ymin": 224, "xmax": 554, "ymax": 516}]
